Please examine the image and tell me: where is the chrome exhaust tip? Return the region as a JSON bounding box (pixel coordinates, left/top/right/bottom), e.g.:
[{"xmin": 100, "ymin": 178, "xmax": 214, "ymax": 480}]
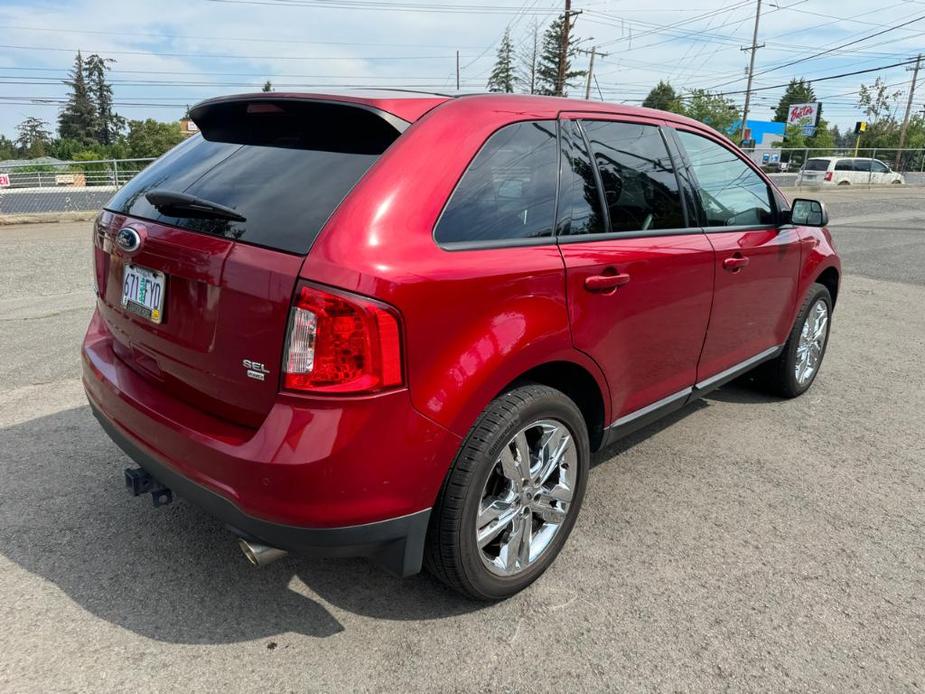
[{"xmin": 238, "ymin": 538, "xmax": 288, "ymax": 567}]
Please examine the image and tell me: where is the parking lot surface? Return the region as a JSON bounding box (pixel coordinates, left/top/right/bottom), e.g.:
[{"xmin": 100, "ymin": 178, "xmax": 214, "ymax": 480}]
[{"xmin": 1, "ymin": 188, "xmax": 923, "ymax": 692}]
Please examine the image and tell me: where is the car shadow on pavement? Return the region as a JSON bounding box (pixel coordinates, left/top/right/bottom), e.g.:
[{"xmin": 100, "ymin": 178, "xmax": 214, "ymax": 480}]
[
  {"xmin": 590, "ymin": 379, "xmax": 780, "ymax": 467},
  {"xmin": 0, "ymin": 406, "xmax": 485, "ymax": 645},
  {"xmin": 591, "ymin": 399, "xmax": 709, "ymax": 467}
]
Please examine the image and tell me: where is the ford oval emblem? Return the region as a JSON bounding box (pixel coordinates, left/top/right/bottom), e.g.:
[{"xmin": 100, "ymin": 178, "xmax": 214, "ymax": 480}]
[{"xmin": 116, "ymin": 227, "xmax": 142, "ymax": 253}]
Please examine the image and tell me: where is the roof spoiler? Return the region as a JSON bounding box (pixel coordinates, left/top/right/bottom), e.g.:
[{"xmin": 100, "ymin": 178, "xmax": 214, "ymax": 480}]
[{"xmin": 188, "ymin": 95, "xmax": 410, "ymax": 154}]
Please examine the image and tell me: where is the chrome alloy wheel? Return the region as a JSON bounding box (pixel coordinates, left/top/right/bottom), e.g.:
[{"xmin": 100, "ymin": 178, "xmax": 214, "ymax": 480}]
[
  {"xmin": 476, "ymin": 419, "xmax": 577, "ymax": 577},
  {"xmin": 795, "ymin": 299, "xmax": 829, "ymax": 386}
]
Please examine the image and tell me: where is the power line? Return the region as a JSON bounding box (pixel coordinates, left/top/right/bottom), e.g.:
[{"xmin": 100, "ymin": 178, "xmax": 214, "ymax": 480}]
[
  {"xmin": 0, "ymin": 25, "xmax": 490, "ymax": 50},
  {"xmin": 0, "ymin": 43, "xmax": 473, "ymax": 62},
  {"xmin": 205, "ymin": 0, "xmax": 564, "ymax": 14},
  {"xmin": 707, "ymin": 12, "xmax": 925, "ymax": 89}
]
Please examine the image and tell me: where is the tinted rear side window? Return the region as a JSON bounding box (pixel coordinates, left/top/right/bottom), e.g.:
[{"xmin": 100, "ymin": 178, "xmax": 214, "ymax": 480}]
[
  {"xmin": 106, "ymin": 100, "xmax": 400, "ymax": 255},
  {"xmin": 581, "ymin": 120, "xmax": 685, "ymax": 233},
  {"xmin": 804, "ymin": 159, "xmax": 831, "ymax": 171},
  {"xmin": 834, "ymin": 160, "xmax": 853, "ymax": 171},
  {"xmin": 434, "ymin": 120, "xmax": 558, "ymax": 245}
]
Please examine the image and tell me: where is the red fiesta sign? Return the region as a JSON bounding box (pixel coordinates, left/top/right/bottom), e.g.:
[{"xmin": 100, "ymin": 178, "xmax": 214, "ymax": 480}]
[{"xmin": 787, "ymin": 103, "xmax": 821, "ymax": 126}]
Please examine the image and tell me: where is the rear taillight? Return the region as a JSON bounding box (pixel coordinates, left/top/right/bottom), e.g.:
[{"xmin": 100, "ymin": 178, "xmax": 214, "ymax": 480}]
[
  {"xmin": 283, "ymin": 283, "xmax": 403, "ymax": 394},
  {"xmin": 824, "ymin": 172, "xmax": 833, "ymax": 181}
]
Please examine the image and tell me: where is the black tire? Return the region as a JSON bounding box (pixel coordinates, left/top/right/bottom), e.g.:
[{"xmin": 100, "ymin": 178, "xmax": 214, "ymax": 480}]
[
  {"xmin": 424, "ymin": 384, "xmax": 590, "ymax": 601},
  {"xmin": 758, "ymin": 283, "xmax": 833, "ymax": 398},
  {"xmin": 837, "ymin": 180, "xmax": 850, "ymax": 186}
]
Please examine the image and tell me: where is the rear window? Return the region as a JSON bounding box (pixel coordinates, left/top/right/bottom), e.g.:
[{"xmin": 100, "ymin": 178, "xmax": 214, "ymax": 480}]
[
  {"xmin": 106, "ymin": 100, "xmax": 403, "ymax": 255},
  {"xmin": 835, "ymin": 160, "xmax": 853, "ymax": 171},
  {"xmin": 803, "ymin": 159, "xmax": 830, "ymax": 171}
]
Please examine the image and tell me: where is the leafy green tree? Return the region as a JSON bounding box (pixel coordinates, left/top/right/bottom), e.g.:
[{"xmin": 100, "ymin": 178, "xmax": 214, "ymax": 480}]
[
  {"xmin": 642, "ymin": 81, "xmax": 682, "ymax": 113},
  {"xmin": 262, "ymin": 80, "xmax": 273, "ymax": 92},
  {"xmin": 772, "ymin": 78, "xmax": 817, "ymax": 122},
  {"xmin": 535, "ymin": 13, "xmax": 586, "ymax": 96},
  {"xmin": 487, "ymin": 28, "xmax": 516, "ymax": 93},
  {"xmin": 779, "ymin": 119, "xmax": 836, "ymax": 154},
  {"xmin": 682, "ymin": 90, "xmax": 740, "ymax": 133},
  {"xmin": 85, "ymin": 54, "xmax": 124, "ymax": 145},
  {"xmin": 0, "ymin": 134, "xmax": 17, "ymax": 160},
  {"xmin": 856, "ymin": 77, "xmax": 904, "ymax": 148},
  {"xmin": 125, "ymin": 119, "xmax": 184, "ymax": 158},
  {"xmin": 58, "ymin": 51, "xmax": 97, "ymax": 144},
  {"xmin": 15, "ymin": 116, "xmax": 53, "ymax": 157}
]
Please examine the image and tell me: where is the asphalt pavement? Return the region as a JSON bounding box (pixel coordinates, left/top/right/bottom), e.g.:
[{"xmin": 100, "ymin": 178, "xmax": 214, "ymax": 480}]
[{"xmin": 1, "ymin": 189, "xmax": 923, "ymax": 692}]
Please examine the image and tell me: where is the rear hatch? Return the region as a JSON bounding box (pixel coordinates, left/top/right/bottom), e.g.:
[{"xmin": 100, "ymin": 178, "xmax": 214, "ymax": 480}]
[{"xmin": 93, "ymin": 97, "xmax": 406, "ymax": 427}]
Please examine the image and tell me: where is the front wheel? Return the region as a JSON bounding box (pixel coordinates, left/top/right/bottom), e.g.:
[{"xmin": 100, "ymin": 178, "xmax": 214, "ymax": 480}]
[
  {"xmin": 425, "ymin": 384, "xmax": 589, "ymax": 600},
  {"xmin": 758, "ymin": 283, "xmax": 833, "ymax": 398}
]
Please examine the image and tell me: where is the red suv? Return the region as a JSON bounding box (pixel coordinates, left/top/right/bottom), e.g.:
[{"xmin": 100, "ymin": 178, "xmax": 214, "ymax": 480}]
[{"xmin": 83, "ymin": 92, "xmax": 840, "ymax": 600}]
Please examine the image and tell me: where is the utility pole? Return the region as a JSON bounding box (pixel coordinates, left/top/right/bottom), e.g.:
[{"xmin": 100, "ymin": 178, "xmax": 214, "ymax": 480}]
[
  {"xmin": 739, "ymin": 0, "xmax": 764, "ymax": 145},
  {"xmin": 579, "ymin": 46, "xmax": 608, "ymax": 100},
  {"xmin": 456, "ymin": 50, "xmax": 460, "ymax": 91},
  {"xmin": 896, "ymin": 53, "xmax": 922, "ymax": 169},
  {"xmin": 556, "ymin": 0, "xmax": 572, "ymax": 97},
  {"xmin": 584, "ymin": 47, "xmax": 596, "ymax": 100}
]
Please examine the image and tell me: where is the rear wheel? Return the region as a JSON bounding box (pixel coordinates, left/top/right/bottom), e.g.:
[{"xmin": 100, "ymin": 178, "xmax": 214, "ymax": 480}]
[
  {"xmin": 758, "ymin": 283, "xmax": 832, "ymax": 398},
  {"xmin": 425, "ymin": 384, "xmax": 589, "ymax": 600}
]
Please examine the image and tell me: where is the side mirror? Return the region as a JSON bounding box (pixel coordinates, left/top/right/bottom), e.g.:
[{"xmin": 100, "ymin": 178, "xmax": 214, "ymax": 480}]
[{"xmin": 789, "ymin": 198, "xmax": 829, "ymax": 227}]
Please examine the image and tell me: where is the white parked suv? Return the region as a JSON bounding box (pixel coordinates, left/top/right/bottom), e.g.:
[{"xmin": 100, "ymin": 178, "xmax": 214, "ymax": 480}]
[{"xmin": 798, "ymin": 157, "xmax": 905, "ymax": 186}]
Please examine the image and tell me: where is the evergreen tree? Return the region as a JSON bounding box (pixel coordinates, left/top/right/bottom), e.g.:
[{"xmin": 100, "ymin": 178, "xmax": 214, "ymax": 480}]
[
  {"xmin": 642, "ymin": 81, "xmax": 682, "ymax": 113},
  {"xmin": 84, "ymin": 54, "xmax": 124, "ymax": 145},
  {"xmin": 58, "ymin": 51, "xmax": 97, "ymax": 143},
  {"xmin": 535, "ymin": 13, "xmax": 585, "ymax": 97},
  {"xmin": 772, "ymin": 78, "xmax": 817, "ymax": 122},
  {"xmin": 15, "ymin": 116, "xmax": 52, "ymax": 157},
  {"xmin": 262, "ymin": 80, "xmax": 273, "ymax": 92},
  {"xmin": 487, "ymin": 29, "xmax": 516, "ymax": 93}
]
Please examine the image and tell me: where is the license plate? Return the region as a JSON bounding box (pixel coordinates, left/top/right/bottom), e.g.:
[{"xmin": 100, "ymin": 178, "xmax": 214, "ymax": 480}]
[{"xmin": 121, "ymin": 264, "xmax": 166, "ymax": 324}]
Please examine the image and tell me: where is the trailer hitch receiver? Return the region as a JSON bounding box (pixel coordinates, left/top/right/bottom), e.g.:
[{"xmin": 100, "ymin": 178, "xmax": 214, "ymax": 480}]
[{"xmin": 124, "ymin": 467, "xmax": 174, "ymax": 507}]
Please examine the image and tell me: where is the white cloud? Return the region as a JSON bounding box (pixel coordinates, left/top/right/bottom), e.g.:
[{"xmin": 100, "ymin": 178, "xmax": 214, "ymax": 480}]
[{"xmin": 0, "ymin": 0, "xmax": 922, "ymax": 138}]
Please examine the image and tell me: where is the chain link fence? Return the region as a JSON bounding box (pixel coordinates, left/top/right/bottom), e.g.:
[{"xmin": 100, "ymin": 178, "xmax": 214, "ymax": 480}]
[
  {"xmin": 744, "ymin": 147, "xmax": 925, "ymax": 189},
  {"xmin": 0, "ymin": 158, "xmax": 155, "ymax": 218},
  {"xmin": 2, "ymin": 146, "xmax": 924, "ymax": 220}
]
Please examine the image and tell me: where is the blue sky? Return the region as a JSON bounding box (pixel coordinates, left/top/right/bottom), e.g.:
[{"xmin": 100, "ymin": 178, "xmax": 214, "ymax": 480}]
[{"xmin": 0, "ymin": 0, "xmax": 923, "ymax": 140}]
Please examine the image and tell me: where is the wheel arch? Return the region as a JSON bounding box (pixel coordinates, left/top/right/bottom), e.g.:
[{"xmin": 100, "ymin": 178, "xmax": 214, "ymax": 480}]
[
  {"xmin": 815, "ymin": 266, "xmax": 840, "ymax": 307},
  {"xmin": 501, "ymin": 359, "xmax": 609, "ymax": 451}
]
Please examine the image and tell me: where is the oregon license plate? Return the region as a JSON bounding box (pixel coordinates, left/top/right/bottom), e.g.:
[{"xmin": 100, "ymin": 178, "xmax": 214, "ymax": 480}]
[{"xmin": 121, "ymin": 264, "xmax": 165, "ymax": 324}]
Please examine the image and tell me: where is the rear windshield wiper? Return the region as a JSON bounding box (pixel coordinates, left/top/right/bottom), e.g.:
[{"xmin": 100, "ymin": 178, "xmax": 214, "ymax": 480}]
[{"xmin": 145, "ymin": 189, "xmax": 246, "ymax": 222}]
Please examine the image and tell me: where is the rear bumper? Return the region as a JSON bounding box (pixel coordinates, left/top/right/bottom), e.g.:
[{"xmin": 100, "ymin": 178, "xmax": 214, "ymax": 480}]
[
  {"xmin": 82, "ymin": 307, "xmax": 460, "ymax": 575},
  {"xmin": 91, "ymin": 403, "xmax": 430, "ymax": 576}
]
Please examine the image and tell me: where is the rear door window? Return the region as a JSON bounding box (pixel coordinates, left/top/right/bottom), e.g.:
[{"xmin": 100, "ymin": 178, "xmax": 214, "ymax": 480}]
[
  {"xmin": 106, "ymin": 100, "xmax": 401, "ymax": 255},
  {"xmin": 556, "ymin": 120, "xmax": 605, "ymax": 236},
  {"xmin": 676, "ymin": 130, "xmax": 774, "ymax": 227},
  {"xmin": 834, "ymin": 160, "xmax": 853, "ymax": 171},
  {"xmin": 434, "ymin": 120, "xmax": 558, "ymax": 245},
  {"xmin": 581, "ymin": 120, "xmax": 685, "ymax": 233}
]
